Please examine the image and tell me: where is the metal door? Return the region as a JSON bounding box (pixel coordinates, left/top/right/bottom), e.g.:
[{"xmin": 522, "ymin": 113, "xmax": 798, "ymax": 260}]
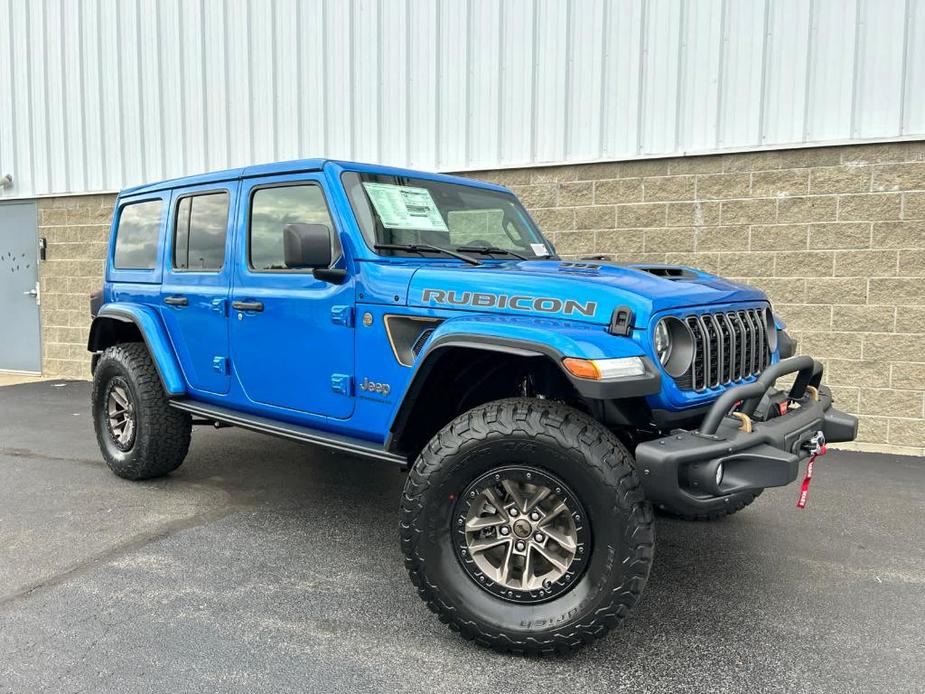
[{"xmin": 0, "ymin": 202, "xmax": 41, "ymax": 373}]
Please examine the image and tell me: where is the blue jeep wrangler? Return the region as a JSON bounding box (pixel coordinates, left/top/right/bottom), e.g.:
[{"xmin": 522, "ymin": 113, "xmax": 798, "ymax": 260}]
[{"xmin": 88, "ymin": 159, "xmax": 857, "ymax": 654}]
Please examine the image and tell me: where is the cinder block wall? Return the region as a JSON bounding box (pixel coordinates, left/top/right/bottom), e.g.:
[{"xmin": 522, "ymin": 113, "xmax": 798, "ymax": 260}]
[
  {"xmin": 466, "ymin": 141, "xmax": 925, "ymax": 455},
  {"xmin": 36, "ymin": 194, "xmax": 113, "ymax": 379},
  {"xmin": 35, "ymin": 141, "xmax": 925, "ymax": 454}
]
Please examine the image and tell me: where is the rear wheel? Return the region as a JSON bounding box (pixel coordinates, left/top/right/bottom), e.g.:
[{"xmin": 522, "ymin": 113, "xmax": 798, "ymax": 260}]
[
  {"xmin": 400, "ymin": 398, "xmax": 654, "ymax": 655},
  {"xmin": 92, "ymin": 342, "xmax": 191, "ymax": 480}
]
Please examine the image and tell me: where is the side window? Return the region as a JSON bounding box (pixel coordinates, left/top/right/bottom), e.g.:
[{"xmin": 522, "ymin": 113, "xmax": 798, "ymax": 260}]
[
  {"xmin": 113, "ymin": 200, "xmax": 163, "ymax": 270},
  {"xmin": 173, "ymin": 192, "xmax": 229, "ymax": 271},
  {"xmin": 249, "ymin": 184, "xmax": 340, "ymax": 271}
]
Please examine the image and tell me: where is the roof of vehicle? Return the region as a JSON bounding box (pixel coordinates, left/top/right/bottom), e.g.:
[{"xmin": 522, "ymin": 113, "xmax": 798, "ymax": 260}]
[{"xmin": 119, "ymin": 159, "xmax": 510, "ymax": 197}]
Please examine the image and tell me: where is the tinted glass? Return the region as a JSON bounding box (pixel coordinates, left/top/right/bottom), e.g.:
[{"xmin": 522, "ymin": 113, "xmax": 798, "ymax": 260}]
[
  {"xmin": 113, "ymin": 200, "xmax": 163, "ymax": 269},
  {"xmin": 343, "ymin": 172, "xmax": 552, "ymax": 258},
  {"xmin": 249, "ymin": 185, "xmax": 338, "ymax": 271},
  {"xmin": 173, "ymin": 192, "xmax": 228, "ymax": 270}
]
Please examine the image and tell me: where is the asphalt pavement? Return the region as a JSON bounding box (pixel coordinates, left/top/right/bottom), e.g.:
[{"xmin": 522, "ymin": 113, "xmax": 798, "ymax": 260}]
[{"xmin": 0, "ymin": 380, "xmax": 923, "ymax": 693}]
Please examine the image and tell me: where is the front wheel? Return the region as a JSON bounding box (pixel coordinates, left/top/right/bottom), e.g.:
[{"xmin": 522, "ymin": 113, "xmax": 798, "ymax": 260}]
[{"xmin": 400, "ymin": 398, "xmax": 654, "ymax": 655}]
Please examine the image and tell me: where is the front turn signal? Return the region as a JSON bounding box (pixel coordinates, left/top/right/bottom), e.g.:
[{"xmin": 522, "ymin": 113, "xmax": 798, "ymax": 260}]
[{"xmin": 562, "ymin": 356, "xmax": 646, "ymax": 380}]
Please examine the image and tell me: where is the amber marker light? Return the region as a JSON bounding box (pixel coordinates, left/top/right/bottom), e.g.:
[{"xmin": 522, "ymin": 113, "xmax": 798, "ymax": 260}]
[
  {"xmin": 562, "ymin": 356, "xmax": 646, "ymax": 380},
  {"xmin": 562, "ymin": 358, "xmax": 601, "ymax": 379}
]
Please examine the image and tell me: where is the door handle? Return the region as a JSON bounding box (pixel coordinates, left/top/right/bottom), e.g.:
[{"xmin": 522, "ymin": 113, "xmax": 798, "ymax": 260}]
[
  {"xmin": 231, "ymin": 300, "xmax": 264, "ymax": 312},
  {"xmin": 164, "ymin": 296, "xmax": 189, "ymax": 306},
  {"xmin": 23, "ymin": 282, "xmax": 40, "ymax": 305}
]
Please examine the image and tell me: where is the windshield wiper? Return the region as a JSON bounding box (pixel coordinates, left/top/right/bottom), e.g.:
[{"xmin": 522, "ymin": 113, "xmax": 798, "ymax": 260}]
[
  {"xmin": 456, "ymin": 245, "xmax": 529, "ymax": 260},
  {"xmin": 374, "ymin": 243, "xmax": 481, "ymax": 266}
]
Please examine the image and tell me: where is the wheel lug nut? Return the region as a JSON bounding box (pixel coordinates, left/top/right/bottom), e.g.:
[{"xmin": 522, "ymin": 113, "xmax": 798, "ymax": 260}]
[
  {"xmin": 529, "ymin": 511, "xmax": 540, "ymax": 521},
  {"xmin": 515, "ymin": 540, "xmax": 525, "ymax": 551},
  {"xmin": 534, "ymin": 533, "xmax": 544, "ymax": 543},
  {"xmin": 509, "ymin": 508, "xmax": 518, "ymax": 517},
  {"xmin": 499, "ymin": 526, "xmax": 510, "ymax": 536}
]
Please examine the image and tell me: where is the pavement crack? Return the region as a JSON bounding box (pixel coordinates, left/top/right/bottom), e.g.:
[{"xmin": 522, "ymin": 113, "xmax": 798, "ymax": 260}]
[
  {"xmin": 0, "ymin": 446, "xmax": 101, "ymax": 468},
  {"xmin": 0, "ymin": 506, "xmax": 246, "ymax": 609}
]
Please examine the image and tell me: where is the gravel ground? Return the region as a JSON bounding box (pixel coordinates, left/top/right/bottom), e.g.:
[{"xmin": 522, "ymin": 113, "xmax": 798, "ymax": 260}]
[{"xmin": 0, "ymin": 379, "xmax": 923, "ymax": 693}]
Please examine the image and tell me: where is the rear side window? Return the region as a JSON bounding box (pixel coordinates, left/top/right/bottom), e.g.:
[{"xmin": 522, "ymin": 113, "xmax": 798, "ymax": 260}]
[
  {"xmin": 249, "ymin": 184, "xmax": 339, "ymax": 271},
  {"xmin": 113, "ymin": 200, "xmax": 163, "ymax": 269},
  {"xmin": 173, "ymin": 192, "xmax": 229, "ymax": 271}
]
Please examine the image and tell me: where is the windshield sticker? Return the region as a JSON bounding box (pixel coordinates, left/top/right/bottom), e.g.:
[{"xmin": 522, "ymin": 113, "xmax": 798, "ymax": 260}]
[
  {"xmin": 530, "ymin": 243, "xmax": 550, "ymax": 257},
  {"xmin": 362, "ymin": 183, "xmax": 449, "ymax": 232}
]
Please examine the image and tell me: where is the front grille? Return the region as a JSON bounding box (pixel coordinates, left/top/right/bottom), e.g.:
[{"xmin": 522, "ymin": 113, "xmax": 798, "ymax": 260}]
[{"xmin": 682, "ymin": 308, "xmax": 770, "ymax": 391}]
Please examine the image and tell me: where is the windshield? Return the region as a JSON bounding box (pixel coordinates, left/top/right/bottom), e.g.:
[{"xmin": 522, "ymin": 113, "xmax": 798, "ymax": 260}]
[{"xmin": 342, "ymin": 172, "xmax": 554, "ymax": 259}]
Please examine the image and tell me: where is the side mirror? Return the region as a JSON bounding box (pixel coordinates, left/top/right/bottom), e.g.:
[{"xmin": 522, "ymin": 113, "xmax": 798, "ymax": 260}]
[
  {"xmin": 283, "ymin": 223, "xmax": 333, "ymax": 269},
  {"xmin": 282, "ymin": 223, "xmax": 347, "ymax": 284}
]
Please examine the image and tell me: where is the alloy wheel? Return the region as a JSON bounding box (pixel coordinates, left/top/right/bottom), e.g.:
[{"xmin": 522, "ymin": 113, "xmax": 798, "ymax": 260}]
[
  {"xmin": 453, "ymin": 465, "xmax": 591, "ymax": 603},
  {"xmin": 105, "ymin": 378, "xmax": 136, "ymax": 451}
]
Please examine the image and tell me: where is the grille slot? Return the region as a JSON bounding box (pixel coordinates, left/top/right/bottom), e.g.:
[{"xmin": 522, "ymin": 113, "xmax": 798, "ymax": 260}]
[
  {"xmin": 411, "ymin": 328, "xmax": 435, "ymax": 358},
  {"xmin": 680, "ymin": 308, "xmax": 769, "ymax": 392}
]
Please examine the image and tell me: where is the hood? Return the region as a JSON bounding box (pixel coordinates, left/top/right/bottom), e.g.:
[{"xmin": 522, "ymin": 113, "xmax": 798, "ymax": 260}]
[{"xmin": 407, "ymin": 259, "xmax": 768, "ymax": 327}]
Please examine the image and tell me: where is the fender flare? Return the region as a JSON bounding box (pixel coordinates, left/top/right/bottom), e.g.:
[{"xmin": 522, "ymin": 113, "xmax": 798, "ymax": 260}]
[
  {"xmin": 88, "ymin": 304, "xmax": 186, "ymax": 397},
  {"xmin": 386, "ymin": 327, "xmax": 660, "ymax": 447}
]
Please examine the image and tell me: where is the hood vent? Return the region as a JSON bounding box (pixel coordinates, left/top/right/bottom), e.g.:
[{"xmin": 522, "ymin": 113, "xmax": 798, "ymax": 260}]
[
  {"xmin": 567, "ymin": 259, "xmax": 698, "ymax": 280},
  {"xmin": 631, "ymin": 265, "xmax": 698, "ymax": 280}
]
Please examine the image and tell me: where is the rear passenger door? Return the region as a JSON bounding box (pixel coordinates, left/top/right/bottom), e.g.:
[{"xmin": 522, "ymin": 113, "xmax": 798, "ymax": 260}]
[{"xmin": 160, "ymin": 183, "xmax": 236, "ymax": 395}]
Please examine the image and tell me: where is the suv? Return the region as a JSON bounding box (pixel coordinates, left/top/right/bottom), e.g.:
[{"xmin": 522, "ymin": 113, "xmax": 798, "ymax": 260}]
[{"xmin": 89, "ymin": 159, "xmax": 857, "ymax": 654}]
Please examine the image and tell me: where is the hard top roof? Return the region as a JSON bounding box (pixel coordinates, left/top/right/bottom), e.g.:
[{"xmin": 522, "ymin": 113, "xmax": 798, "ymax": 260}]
[{"xmin": 119, "ymin": 159, "xmax": 509, "ymax": 197}]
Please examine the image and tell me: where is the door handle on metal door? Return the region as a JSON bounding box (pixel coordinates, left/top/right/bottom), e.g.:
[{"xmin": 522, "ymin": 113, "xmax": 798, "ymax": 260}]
[
  {"xmin": 164, "ymin": 296, "xmax": 189, "ymax": 306},
  {"xmin": 23, "ymin": 282, "xmax": 40, "ymax": 305},
  {"xmin": 231, "ymin": 300, "xmax": 263, "ymax": 312}
]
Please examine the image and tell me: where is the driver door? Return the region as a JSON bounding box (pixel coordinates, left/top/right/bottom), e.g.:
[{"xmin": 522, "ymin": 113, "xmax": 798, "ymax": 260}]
[{"xmin": 230, "ymin": 174, "xmax": 355, "ymax": 419}]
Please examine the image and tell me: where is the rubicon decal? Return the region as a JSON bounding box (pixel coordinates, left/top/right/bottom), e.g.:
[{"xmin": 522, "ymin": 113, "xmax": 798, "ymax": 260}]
[{"xmin": 422, "ymin": 289, "xmax": 597, "ymax": 317}]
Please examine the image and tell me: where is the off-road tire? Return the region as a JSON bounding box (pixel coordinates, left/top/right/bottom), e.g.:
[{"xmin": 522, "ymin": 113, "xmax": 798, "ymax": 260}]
[
  {"xmin": 400, "ymin": 398, "xmax": 655, "ymax": 655},
  {"xmin": 92, "ymin": 342, "xmax": 191, "ymax": 480},
  {"xmin": 658, "ymin": 489, "xmax": 764, "ymax": 521}
]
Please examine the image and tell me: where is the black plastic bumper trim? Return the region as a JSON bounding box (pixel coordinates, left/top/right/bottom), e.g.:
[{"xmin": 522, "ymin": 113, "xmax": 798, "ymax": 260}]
[{"xmin": 636, "ymin": 381, "xmax": 858, "ymax": 516}]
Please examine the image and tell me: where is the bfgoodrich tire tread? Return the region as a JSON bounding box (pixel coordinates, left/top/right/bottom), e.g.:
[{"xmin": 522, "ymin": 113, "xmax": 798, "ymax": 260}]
[
  {"xmin": 400, "ymin": 397, "xmax": 655, "ymax": 656},
  {"xmin": 92, "ymin": 342, "xmax": 191, "ymax": 480}
]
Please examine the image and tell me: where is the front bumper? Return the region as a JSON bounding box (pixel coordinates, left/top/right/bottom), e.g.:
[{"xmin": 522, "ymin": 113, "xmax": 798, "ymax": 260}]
[{"xmin": 635, "ymin": 356, "xmax": 858, "ymax": 516}]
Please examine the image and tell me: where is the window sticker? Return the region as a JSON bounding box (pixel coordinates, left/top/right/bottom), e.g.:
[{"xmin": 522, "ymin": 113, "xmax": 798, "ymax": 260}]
[
  {"xmin": 362, "ymin": 183, "xmax": 449, "ymax": 232},
  {"xmin": 531, "ymin": 243, "xmax": 550, "ymax": 257}
]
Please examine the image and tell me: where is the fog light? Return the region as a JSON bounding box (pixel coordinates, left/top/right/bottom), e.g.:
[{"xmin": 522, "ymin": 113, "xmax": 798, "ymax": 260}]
[{"xmin": 715, "ymin": 463, "xmax": 724, "ymax": 487}]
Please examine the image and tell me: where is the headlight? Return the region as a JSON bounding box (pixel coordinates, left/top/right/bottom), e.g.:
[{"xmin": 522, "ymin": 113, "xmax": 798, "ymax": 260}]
[
  {"xmin": 653, "ymin": 317, "xmax": 694, "ymax": 378},
  {"xmin": 765, "ymin": 309, "xmax": 779, "ymax": 353},
  {"xmin": 654, "ymin": 320, "xmax": 671, "ymax": 365}
]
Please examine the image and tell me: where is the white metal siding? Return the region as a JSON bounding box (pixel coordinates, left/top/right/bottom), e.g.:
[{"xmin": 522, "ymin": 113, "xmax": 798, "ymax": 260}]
[{"xmin": 1, "ymin": 0, "xmax": 923, "ymax": 199}]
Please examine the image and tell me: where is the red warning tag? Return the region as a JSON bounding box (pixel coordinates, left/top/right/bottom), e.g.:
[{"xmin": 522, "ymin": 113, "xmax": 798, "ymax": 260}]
[{"xmin": 796, "ymin": 445, "xmax": 827, "ymax": 509}]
